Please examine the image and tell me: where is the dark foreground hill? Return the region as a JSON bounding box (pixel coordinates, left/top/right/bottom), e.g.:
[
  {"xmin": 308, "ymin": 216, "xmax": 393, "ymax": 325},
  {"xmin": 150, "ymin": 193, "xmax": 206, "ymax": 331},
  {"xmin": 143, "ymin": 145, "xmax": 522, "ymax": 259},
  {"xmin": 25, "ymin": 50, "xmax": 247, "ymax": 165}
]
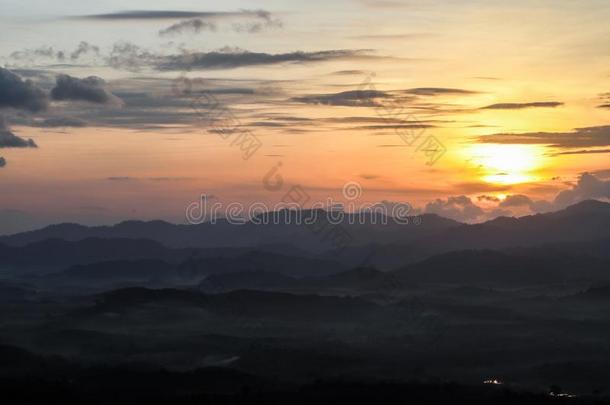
[{"xmin": 1, "ymin": 344, "xmax": 606, "ymax": 405}]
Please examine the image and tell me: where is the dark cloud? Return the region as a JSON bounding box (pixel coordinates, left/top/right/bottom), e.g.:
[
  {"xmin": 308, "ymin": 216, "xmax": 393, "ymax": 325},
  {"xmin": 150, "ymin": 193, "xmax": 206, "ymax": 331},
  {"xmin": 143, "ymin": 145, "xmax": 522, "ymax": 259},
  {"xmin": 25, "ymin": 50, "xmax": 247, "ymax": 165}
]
[
  {"xmin": 359, "ymin": 174, "xmax": 380, "ymax": 180},
  {"xmin": 331, "ymin": 70, "xmax": 367, "ymax": 76},
  {"xmin": 205, "ymin": 87, "xmax": 257, "ymax": 95},
  {"xmin": 33, "ymin": 117, "xmax": 88, "ymax": 128},
  {"xmin": 78, "ymin": 11, "xmax": 248, "ymax": 20},
  {"xmin": 51, "ymin": 78, "xmax": 244, "ymax": 130},
  {"xmin": 158, "ymin": 49, "xmax": 372, "ymax": 70},
  {"xmin": 404, "ymin": 87, "xmax": 478, "ymax": 96},
  {"xmin": 51, "ymin": 74, "xmax": 122, "ymax": 105},
  {"xmin": 0, "ymin": 118, "xmax": 37, "ymax": 148},
  {"xmin": 552, "ymin": 148, "xmax": 610, "ymax": 156},
  {"xmin": 325, "ymin": 116, "xmax": 411, "ymax": 124},
  {"xmin": 7, "ymin": 42, "xmax": 372, "ymax": 73},
  {"xmin": 351, "ymin": 123, "xmax": 435, "ymax": 130},
  {"xmin": 481, "ymin": 101, "xmax": 563, "ymax": 110},
  {"xmin": 292, "ymin": 89, "xmax": 389, "ymax": 107},
  {"xmin": 0, "ymin": 67, "xmax": 48, "ymax": 112},
  {"xmin": 424, "ymin": 195, "xmax": 485, "ymax": 222},
  {"xmin": 476, "ymin": 125, "xmax": 610, "ymax": 149},
  {"xmin": 596, "ymin": 92, "xmax": 610, "ymax": 108},
  {"xmin": 82, "ymin": 9, "xmax": 282, "ymax": 35},
  {"xmin": 159, "ymin": 19, "xmax": 217, "ymax": 36}
]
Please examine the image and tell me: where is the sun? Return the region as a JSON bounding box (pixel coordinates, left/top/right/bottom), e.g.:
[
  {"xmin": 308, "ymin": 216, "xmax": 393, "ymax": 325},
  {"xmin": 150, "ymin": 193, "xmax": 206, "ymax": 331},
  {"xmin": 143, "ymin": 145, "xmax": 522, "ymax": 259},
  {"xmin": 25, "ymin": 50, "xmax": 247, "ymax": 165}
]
[{"xmin": 466, "ymin": 144, "xmax": 546, "ymax": 185}]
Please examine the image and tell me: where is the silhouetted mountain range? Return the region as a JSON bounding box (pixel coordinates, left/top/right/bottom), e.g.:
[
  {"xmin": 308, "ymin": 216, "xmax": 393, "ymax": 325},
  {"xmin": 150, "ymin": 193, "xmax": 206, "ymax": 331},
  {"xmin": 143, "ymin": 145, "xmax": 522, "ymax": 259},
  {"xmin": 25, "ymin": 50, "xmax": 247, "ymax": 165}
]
[
  {"xmin": 1, "ymin": 202, "xmax": 608, "ymax": 274},
  {"xmin": 0, "ymin": 210, "xmax": 459, "ymax": 251}
]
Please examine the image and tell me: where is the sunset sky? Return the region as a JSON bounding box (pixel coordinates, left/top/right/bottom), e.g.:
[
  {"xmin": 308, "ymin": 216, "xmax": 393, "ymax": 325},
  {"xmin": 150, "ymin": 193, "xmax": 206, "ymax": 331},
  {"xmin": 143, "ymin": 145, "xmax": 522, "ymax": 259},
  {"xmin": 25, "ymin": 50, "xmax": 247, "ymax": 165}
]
[{"xmin": 1, "ymin": 0, "xmax": 610, "ymax": 233}]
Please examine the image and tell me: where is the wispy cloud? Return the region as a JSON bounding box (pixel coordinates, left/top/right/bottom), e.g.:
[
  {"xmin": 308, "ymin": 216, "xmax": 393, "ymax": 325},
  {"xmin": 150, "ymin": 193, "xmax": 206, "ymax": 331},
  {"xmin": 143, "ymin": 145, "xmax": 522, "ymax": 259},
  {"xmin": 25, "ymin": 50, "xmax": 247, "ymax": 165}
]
[
  {"xmin": 77, "ymin": 10, "xmax": 259, "ymax": 20},
  {"xmin": 158, "ymin": 49, "xmax": 374, "ymax": 70},
  {"xmin": 292, "ymin": 90, "xmax": 389, "ymax": 107},
  {"xmin": 476, "ymin": 125, "xmax": 610, "ymax": 148},
  {"xmin": 158, "ymin": 10, "xmax": 282, "ymax": 36},
  {"xmin": 404, "ymin": 87, "xmax": 479, "ymax": 96},
  {"xmin": 480, "ymin": 101, "xmax": 563, "ymax": 110},
  {"xmin": 349, "ymin": 33, "xmax": 434, "ymax": 40},
  {"xmin": 552, "ymin": 148, "xmax": 610, "ymax": 156}
]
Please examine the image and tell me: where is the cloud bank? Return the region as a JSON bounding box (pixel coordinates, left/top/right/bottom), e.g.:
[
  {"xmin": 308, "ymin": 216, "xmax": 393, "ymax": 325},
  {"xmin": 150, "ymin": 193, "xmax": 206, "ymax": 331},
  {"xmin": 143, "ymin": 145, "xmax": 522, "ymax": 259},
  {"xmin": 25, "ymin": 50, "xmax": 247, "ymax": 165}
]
[
  {"xmin": 425, "ymin": 195, "xmax": 485, "ymax": 222},
  {"xmin": 51, "ymin": 75, "xmax": 122, "ymax": 105},
  {"xmin": 0, "ymin": 67, "xmax": 48, "ymax": 112}
]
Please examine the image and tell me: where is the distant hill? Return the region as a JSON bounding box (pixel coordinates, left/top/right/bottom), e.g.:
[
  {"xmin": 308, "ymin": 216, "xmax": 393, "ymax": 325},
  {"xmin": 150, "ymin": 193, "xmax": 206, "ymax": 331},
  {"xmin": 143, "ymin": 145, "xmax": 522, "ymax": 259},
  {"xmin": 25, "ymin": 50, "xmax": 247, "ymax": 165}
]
[
  {"xmin": 393, "ymin": 249, "xmax": 610, "ymax": 285},
  {"xmin": 564, "ymin": 286, "xmax": 610, "ymax": 302},
  {"xmin": 92, "ymin": 287, "xmax": 379, "ymax": 322},
  {"xmin": 0, "ymin": 282, "xmax": 35, "ymax": 302},
  {"xmin": 0, "ymin": 238, "xmax": 191, "ymax": 269},
  {"xmin": 197, "ymin": 267, "xmax": 403, "ymax": 294},
  {"xmin": 311, "ymin": 267, "xmax": 403, "ymax": 291},
  {"xmin": 178, "ymin": 251, "xmax": 345, "ymax": 278},
  {"xmin": 199, "ymin": 270, "xmax": 299, "ymax": 292},
  {"xmin": 413, "ymin": 200, "xmax": 610, "ymax": 255},
  {"xmin": 3, "ymin": 201, "xmax": 610, "ymax": 281},
  {"xmin": 335, "ymin": 200, "xmax": 610, "ymax": 269},
  {"xmin": 50, "ymin": 259, "xmax": 175, "ymax": 286}
]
